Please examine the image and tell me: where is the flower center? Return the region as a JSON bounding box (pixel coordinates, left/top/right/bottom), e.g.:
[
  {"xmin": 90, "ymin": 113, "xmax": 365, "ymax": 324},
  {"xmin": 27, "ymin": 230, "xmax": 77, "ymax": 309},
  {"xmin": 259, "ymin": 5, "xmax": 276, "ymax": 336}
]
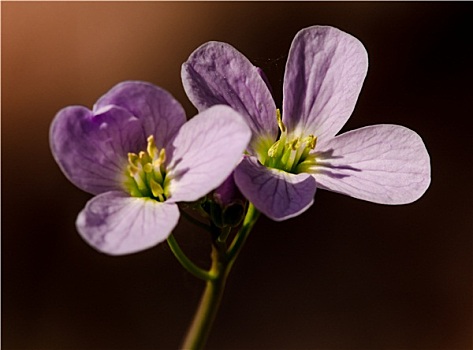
[
  {"xmin": 260, "ymin": 110, "xmax": 317, "ymax": 174},
  {"xmin": 124, "ymin": 135, "xmax": 170, "ymax": 202}
]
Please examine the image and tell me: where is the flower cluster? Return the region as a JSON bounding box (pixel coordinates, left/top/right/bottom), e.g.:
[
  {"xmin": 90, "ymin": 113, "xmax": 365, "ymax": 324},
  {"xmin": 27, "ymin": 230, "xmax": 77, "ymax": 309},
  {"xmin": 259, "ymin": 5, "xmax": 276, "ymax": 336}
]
[{"xmin": 50, "ymin": 25, "xmax": 430, "ymax": 254}]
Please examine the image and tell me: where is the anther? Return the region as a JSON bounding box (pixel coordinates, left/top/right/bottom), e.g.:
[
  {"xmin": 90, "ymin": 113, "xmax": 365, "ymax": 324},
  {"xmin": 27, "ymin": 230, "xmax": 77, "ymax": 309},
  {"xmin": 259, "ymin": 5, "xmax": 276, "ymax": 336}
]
[
  {"xmin": 276, "ymin": 109, "xmax": 286, "ymax": 133},
  {"xmin": 150, "ymin": 178, "xmax": 164, "ymax": 198},
  {"xmin": 147, "ymin": 135, "xmax": 158, "ymax": 159}
]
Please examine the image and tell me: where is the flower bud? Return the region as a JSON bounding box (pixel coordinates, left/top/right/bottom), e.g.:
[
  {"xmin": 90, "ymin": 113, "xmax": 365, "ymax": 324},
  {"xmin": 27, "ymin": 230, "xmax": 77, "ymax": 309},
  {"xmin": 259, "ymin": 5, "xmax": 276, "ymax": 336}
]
[{"xmin": 211, "ymin": 173, "xmax": 247, "ymax": 228}]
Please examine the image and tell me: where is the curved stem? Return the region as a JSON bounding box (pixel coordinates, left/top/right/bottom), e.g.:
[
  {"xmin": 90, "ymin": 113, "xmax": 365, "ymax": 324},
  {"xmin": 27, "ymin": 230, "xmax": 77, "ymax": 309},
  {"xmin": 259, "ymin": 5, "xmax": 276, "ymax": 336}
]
[
  {"xmin": 181, "ymin": 203, "xmax": 260, "ymax": 349},
  {"xmin": 167, "ymin": 234, "xmax": 214, "ymax": 281}
]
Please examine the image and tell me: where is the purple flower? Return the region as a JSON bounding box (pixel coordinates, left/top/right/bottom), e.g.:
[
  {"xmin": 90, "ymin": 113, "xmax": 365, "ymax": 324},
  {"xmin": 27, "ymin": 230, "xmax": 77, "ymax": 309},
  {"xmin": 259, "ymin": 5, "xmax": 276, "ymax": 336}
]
[
  {"xmin": 182, "ymin": 25, "xmax": 431, "ymax": 221},
  {"xmin": 50, "ymin": 81, "xmax": 251, "ymax": 254}
]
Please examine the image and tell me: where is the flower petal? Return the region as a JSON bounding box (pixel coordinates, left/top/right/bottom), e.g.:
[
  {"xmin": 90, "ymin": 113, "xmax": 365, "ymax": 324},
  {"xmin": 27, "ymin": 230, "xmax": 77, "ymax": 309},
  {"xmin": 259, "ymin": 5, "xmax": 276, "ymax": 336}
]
[
  {"xmin": 50, "ymin": 105, "xmax": 144, "ymax": 195},
  {"xmin": 234, "ymin": 156, "xmax": 316, "ymax": 221},
  {"xmin": 94, "ymin": 81, "xmax": 187, "ymax": 148},
  {"xmin": 166, "ymin": 105, "xmax": 251, "ymax": 203},
  {"xmin": 182, "ymin": 42, "xmax": 278, "ymax": 153},
  {"xmin": 76, "ymin": 191, "xmax": 180, "ymax": 255},
  {"xmin": 313, "ymin": 125, "xmax": 431, "ymax": 204},
  {"xmin": 283, "ymin": 26, "xmax": 368, "ymax": 139}
]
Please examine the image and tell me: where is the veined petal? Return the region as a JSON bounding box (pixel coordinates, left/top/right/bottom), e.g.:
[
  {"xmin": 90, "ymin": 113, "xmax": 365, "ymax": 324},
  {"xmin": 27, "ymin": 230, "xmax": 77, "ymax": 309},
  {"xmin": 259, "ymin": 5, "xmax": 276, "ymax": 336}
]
[
  {"xmin": 76, "ymin": 191, "xmax": 180, "ymax": 255},
  {"xmin": 182, "ymin": 41, "xmax": 278, "ymax": 153},
  {"xmin": 94, "ymin": 81, "xmax": 187, "ymax": 149},
  {"xmin": 234, "ymin": 156, "xmax": 316, "ymax": 221},
  {"xmin": 50, "ymin": 105, "xmax": 144, "ymax": 195},
  {"xmin": 283, "ymin": 26, "xmax": 368, "ymax": 139},
  {"xmin": 166, "ymin": 105, "xmax": 251, "ymax": 203},
  {"xmin": 313, "ymin": 125, "xmax": 431, "ymax": 204}
]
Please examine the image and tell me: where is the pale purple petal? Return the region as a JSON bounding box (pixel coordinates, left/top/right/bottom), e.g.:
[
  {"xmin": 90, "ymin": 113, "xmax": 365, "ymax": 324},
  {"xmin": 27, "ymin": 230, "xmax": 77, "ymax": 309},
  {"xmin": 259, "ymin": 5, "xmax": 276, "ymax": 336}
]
[
  {"xmin": 76, "ymin": 191, "xmax": 180, "ymax": 255},
  {"xmin": 94, "ymin": 81, "xmax": 187, "ymax": 148},
  {"xmin": 283, "ymin": 26, "xmax": 368, "ymax": 139},
  {"xmin": 50, "ymin": 105, "xmax": 144, "ymax": 195},
  {"xmin": 182, "ymin": 42, "xmax": 277, "ymax": 153},
  {"xmin": 313, "ymin": 125, "xmax": 431, "ymax": 204},
  {"xmin": 166, "ymin": 105, "xmax": 251, "ymax": 203},
  {"xmin": 234, "ymin": 156, "xmax": 316, "ymax": 221}
]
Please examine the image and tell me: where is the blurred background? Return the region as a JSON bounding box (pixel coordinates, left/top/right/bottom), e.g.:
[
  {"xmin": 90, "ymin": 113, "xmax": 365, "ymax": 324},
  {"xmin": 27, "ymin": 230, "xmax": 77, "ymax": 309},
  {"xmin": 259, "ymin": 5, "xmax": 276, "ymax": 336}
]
[{"xmin": 2, "ymin": 2, "xmax": 472, "ymax": 349}]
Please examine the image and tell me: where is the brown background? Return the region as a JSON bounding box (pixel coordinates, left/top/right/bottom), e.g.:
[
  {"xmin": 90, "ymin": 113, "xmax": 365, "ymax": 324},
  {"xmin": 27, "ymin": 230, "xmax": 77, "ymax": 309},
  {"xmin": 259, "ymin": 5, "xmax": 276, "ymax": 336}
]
[{"xmin": 2, "ymin": 2, "xmax": 472, "ymax": 349}]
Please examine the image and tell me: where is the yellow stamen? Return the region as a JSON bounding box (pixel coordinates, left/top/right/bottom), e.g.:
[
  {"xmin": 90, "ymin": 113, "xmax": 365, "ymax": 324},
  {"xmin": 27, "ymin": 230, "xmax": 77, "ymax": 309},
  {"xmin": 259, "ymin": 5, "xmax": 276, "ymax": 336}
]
[
  {"xmin": 150, "ymin": 178, "xmax": 164, "ymax": 198},
  {"xmin": 124, "ymin": 135, "xmax": 169, "ymax": 202},
  {"xmin": 289, "ymin": 138, "xmax": 300, "ymax": 150},
  {"xmin": 267, "ymin": 140, "xmax": 280, "ymax": 158},
  {"xmin": 276, "ymin": 109, "xmax": 286, "ymax": 133},
  {"xmin": 310, "ymin": 135, "xmax": 317, "ymax": 149},
  {"xmin": 143, "ymin": 163, "xmax": 153, "ymax": 173},
  {"xmin": 147, "ymin": 135, "xmax": 158, "ymax": 159},
  {"xmin": 155, "ymin": 148, "xmax": 166, "ymax": 166}
]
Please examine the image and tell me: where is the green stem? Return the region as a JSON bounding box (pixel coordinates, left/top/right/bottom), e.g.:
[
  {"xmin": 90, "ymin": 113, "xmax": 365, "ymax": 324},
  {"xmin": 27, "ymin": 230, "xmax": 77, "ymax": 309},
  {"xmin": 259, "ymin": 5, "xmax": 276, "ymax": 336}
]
[
  {"xmin": 167, "ymin": 234, "xmax": 214, "ymax": 281},
  {"xmin": 181, "ymin": 246, "xmax": 227, "ymax": 350},
  {"xmin": 227, "ymin": 203, "xmax": 260, "ymax": 264},
  {"xmin": 181, "ymin": 203, "xmax": 260, "ymax": 350}
]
